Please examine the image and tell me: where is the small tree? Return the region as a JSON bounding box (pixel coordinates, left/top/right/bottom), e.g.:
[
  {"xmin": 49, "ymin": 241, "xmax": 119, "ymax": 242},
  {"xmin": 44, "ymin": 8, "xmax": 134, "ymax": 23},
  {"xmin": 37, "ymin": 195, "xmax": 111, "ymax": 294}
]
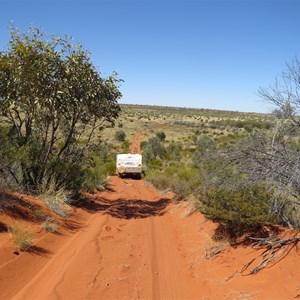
[{"xmin": 0, "ymin": 27, "xmax": 121, "ymax": 192}]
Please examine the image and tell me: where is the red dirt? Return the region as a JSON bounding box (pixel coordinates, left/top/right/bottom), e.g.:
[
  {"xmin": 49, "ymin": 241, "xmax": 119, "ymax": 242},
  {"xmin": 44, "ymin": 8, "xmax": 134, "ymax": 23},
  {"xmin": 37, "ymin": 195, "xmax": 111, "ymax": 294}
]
[
  {"xmin": 130, "ymin": 133, "xmax": 141, "ymax": 154},
  {"xmin": 1, "ymin": 176, "xmax": 300, "ymax": 299}
]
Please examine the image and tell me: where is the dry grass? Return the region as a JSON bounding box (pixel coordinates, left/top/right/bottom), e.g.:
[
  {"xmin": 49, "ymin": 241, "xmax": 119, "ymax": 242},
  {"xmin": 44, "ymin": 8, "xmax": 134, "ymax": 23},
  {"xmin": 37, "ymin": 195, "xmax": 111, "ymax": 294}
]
[
  {"xmin": 41, "ymin": 221, "xmax": 57, "ymax": 232},
  {"xmin": 9, "ymin": 222, "xmax": 35, "ymax": 251},
  {"xmin": 100, "ymin": 104, "xmax": 272, "ymax": 149}
]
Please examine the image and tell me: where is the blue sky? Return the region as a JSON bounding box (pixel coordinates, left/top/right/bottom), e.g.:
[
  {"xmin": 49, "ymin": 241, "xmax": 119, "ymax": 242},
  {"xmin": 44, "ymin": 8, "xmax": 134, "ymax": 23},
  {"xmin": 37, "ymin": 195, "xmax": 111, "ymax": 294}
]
[{"xmin": 1, "ymin": 0, "xmax": 299, "ymax": 113}]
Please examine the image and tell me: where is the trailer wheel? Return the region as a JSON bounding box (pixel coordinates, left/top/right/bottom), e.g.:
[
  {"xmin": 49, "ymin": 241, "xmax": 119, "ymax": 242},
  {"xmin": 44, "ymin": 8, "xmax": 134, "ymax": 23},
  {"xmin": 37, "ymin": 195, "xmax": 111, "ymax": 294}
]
[{"xmin": 117, "ymin": 165, "xmax": 126, "ymax": 177}]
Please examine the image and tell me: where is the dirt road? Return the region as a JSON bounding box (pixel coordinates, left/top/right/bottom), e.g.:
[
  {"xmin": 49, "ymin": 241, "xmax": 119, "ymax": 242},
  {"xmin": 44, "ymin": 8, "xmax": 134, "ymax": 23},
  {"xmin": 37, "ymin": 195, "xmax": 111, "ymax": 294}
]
[
  {"xmin": 2, "ymin": 176, "xmax": 300, "ymax": 299},
  {"xmin": 11, "ymin": 176, "xmax": 199, "ymax": 300},
  {"xmin": 130, "ymin": 133, "xmax": 141, "ymax": 154}
]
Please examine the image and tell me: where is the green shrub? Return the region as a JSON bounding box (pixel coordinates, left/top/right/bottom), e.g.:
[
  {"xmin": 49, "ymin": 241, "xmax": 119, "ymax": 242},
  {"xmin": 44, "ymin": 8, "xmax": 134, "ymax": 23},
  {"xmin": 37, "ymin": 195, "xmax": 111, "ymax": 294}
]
[
  {"xmin": 82, "ymin": 165, "xmax": 106, "ymax": 192},
  {"xmin": 165, "ymin": 164, "xmax": 180, "ymax": 177},
  {"xmin": 91, "ymin": 143, "xmax": 110, "ymax": 163},
  {"xmin": 147, "ymin": 172, "xmax": 170, "ymax": 191},
  {"xmin": 81, "ymin": 159, "xmax": 115, "ymax": 192},
  {"xmin": 177, "ymin": 167, "xmax": 197, "ymax": 181},
  {"xmin": 198, "ymin": 185, "xmax": 276, "ymax": 235},
  {"xmin": 148, "ymin": 159, "xmax": 163, "ymax": 170},
  {"xmin": 122, "ymin": 140, "xmax": 130, "ymax": 152},
  {"xmin": 103, "ymin": 161, "xmax": 116, "ymax": 175},
  {"xmin": 9, "ymin": 222, "xmax": 35, "ymax": 251},
  {"xmin": 170, "ymin": 177, "xmax": 191, "ymax": 198},
  {"xmin": 156, "ymin": 131, "xmax": 166, "ymax": 142},
  {"xmin": 145, "ymin": 162, "xmax": 200, "ymax": 198},
  {"xmin": 166, "ymin": 142, "xmax": 182, "ymax": 161},
  {"xmin": 143, "ymin": 137, "xmax": 166, "ymax": 164},
  {"xmin": 196, "ymin": 136, "xmax": 215, "ymax": 151},
  {"xmin": 114, "ymin": 130, "xmax": 126, "ymax": 142}
]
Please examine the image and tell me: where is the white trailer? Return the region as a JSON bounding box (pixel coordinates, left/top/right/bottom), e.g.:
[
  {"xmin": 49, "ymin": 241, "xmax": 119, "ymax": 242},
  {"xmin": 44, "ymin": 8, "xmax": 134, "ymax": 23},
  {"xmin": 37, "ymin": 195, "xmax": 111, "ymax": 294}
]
[{"xmin": 116, "ymin": 154, "xmax": 142, "ymax": 177}]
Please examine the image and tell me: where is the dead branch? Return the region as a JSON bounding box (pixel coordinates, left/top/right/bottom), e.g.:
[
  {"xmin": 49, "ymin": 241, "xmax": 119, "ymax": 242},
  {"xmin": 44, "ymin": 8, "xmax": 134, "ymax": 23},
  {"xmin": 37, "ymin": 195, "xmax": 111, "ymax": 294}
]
[
  {"xmin": 242, "ymin": 235, "xmax": 300, "ymax": 275},
  {"xmin": 205, "ymin": 244, "xmax": 226, "ymax": 259}
]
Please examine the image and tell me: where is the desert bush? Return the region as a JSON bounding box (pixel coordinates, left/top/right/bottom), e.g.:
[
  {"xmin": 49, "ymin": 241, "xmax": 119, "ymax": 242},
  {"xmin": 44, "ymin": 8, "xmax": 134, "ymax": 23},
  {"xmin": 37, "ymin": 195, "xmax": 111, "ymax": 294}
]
[
  {"xmin": 81, "ymin": 164, "xmax": 107, "ymax": 192},
  {"xmin": 9, "ymin": 222, "xmax": 35, "ymax": 251},
  {"xmin": 76, "ymin": 148, "xmax": 116, "ymax": 192},
  {"xmin": 170, "ymin": 177, "xmax": 193, "ymax": 198},
  {"xmin": 165, "ymin": 164, "xmax": 178, "ymax": 177},
  {"xmin": 243, "ymin": 124, "xmax": 253, "ymax": 133},
  {"xmin": 228, "ymin": 129, "xmax": 300, "ymax": 228},
  {"xmin": 146, "ymin": 172, "xmax": 170, "ymax": 191},
  {"xmin": 171, "ymin": 166, "xmax": 200, "ymax": 197},
  {"xmin": 122, "ymin": 140, "xmax": 130, "ymax": 152},
  {"xmin": 192, "ymin": 129, "xmax": 300, "ymax": 233},
  {"xmin": 198, "ymin": 184, "xmax": 276, "ymax": 236},
  {"xmin": 156, "ymin": 131, "xmax": 166, "ymax": 142},
  {"xmin": 166, "ymin": 142, "xmax": 182, "ymax": 161},
  {"xmin": 143, "ymin": 137, "xmax": 166, "ymax": 164},
  {"xmin": 145, "ymin": 161, "xmax": 200, "ymax": 198},
  {"xmin": 90, "ymin": 143, "xmax": 111, "ymax": 163},
  {"xmin": 208, "ymin": 118, "xmax": 273, "ymax": 131},
  {"xmin": 114, "ymin": 130, "xmax": 126, "ymax": 142},
  {"xmin": 196, "ymin": 136, "xmax": 215, "ymax": 151},
  {"xmin": 148, "ymin": 159, "xmax": 163, "ymax": 170},
  {"xmin": 102, "ymin": 161, "xmax": 116, "ymax": 176}
]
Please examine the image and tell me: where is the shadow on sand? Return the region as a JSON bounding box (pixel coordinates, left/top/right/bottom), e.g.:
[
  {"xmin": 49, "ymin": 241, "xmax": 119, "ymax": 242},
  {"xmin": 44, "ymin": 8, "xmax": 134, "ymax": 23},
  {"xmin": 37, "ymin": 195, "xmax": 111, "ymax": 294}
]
[
  {"xmin": 74, "ymin": 196, "xmax": 170, "ymax": 219},
  {"xmin": 26, "ymin": 245, "xmax": 52, "ymax": 256},
  {"xmin": 0, "ymin": 221, "xmax": 8, "ymax": 233},
  {"xmin": 0, "ymin": 192, "xmax": 36, "ymax": 221}
]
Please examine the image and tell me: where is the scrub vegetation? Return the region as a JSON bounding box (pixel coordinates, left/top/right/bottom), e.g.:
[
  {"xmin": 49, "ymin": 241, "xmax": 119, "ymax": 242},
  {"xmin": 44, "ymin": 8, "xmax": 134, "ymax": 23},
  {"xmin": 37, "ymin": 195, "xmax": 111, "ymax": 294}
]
[
  {"xmin": 1, "ymin": 26, "xmax": 300, "ymax": 242},
  {"xmin": 100, "ymin": 56, "xmax": 300, "ymax": 237}
]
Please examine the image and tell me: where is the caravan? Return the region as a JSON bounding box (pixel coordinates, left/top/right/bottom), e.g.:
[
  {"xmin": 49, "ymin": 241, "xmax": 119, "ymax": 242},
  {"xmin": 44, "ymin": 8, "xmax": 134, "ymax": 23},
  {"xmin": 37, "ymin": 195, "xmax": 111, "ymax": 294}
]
[{"xmin": 116, "ymin": 154, "xmax": 142, "ymax": 178}]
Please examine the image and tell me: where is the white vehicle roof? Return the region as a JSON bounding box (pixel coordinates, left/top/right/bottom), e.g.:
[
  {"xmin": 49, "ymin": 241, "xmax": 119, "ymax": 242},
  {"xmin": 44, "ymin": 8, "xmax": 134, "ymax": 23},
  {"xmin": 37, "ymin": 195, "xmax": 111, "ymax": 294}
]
[
  {"xmin": 117, "ymin": 154, "xmax": 142, "ymax": 164},
  {"xmin": 117, "ymin": 154, "xmax": 142, "ymax": 159}
]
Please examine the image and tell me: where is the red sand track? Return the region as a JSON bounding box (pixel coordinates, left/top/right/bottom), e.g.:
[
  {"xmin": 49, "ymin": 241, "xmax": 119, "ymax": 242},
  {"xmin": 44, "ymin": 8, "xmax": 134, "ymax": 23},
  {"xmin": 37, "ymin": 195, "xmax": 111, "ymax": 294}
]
[
  {"xmin": 130, "ymin": 133, "xmax": 141, "ymax": 154},
  {"xmin": 1, "ymin": 176, "xmax": 300, "ymax": 299},
  {"xmin": 8, "ymin": 177, "xmax": 198, "ymax": 300}
]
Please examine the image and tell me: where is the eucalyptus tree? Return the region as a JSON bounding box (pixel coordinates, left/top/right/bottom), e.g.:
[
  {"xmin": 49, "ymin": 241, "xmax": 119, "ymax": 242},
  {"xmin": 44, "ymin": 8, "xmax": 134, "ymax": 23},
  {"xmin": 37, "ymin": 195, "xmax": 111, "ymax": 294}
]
[{"xmin": 0, "ymin": 27, "xmax": 121, "ymax": 191}]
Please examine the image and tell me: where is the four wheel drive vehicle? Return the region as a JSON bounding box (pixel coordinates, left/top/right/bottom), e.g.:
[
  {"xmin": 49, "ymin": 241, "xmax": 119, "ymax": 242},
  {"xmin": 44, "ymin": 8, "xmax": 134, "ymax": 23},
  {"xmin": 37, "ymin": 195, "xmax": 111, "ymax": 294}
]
[{"xmin": 116, "ymin": 154, "xmax": 142, "ymax": 177}]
